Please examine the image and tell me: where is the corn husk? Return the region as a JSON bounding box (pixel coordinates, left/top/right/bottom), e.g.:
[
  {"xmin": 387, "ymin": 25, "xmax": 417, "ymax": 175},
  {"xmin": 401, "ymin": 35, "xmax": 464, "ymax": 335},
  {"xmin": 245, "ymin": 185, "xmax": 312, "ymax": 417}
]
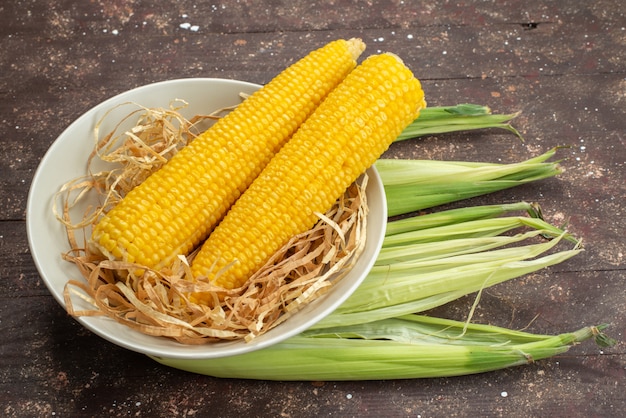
[{"xmin": 153, "ymin": 317, "xmax": 612, "ymax": 381}]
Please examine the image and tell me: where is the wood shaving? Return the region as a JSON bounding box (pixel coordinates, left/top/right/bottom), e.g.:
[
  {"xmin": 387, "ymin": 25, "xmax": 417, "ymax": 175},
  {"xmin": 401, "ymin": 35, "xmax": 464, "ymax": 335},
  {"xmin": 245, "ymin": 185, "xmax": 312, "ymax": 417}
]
[{"xmin": 56, "ymin": 101, "xmax": 368, "ymax": 344}]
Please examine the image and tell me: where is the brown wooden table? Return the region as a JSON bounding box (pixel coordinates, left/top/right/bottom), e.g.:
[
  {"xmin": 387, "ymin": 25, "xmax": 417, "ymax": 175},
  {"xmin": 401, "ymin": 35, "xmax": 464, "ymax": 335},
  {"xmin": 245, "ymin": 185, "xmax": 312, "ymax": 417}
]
[{"xmin": 2, "ymin": 1, "xmax": 624, "ymax": 416}]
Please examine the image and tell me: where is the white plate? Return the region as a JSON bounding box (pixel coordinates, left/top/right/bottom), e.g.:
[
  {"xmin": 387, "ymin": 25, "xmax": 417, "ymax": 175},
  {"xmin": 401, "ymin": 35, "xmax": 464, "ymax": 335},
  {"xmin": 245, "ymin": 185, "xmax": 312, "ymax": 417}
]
[{"xmin": 26, "ymin": 78, "xmax": 387, "ymax": 360}]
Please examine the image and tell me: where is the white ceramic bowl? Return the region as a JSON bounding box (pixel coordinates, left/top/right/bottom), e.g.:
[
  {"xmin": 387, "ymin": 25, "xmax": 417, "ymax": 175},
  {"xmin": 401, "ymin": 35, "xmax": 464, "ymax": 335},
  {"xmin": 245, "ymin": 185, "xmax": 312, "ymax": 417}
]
[{"xmin": 26, "ymin": 78, "xmax": 387, "ymax": 360}]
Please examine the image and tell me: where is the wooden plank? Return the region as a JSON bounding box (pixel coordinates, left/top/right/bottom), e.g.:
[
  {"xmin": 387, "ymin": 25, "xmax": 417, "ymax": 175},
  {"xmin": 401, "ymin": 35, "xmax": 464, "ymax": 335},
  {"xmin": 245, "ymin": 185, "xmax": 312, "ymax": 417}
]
[
  {"xmin": 2, "ymin": 19, "xmax": 624, "ymax": 92},
  {"xmin": 2, "ymin": 0, "xmax": 625, "ymax": 35},
  {"xmin": 0, "ymin": 221, "xmax": 46, "ymax": 297},
  {"xmin": 1, "ymin": 0, "xmax": 624, "ymax": 416}
]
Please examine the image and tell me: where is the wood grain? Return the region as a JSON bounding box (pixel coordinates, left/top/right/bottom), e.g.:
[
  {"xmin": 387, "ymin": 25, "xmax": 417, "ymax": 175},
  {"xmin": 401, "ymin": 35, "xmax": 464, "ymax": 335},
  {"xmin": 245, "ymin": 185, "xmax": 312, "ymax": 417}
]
[{"xmin": 1, "ymin": 1, "xmax": 624, "ymax": 416}]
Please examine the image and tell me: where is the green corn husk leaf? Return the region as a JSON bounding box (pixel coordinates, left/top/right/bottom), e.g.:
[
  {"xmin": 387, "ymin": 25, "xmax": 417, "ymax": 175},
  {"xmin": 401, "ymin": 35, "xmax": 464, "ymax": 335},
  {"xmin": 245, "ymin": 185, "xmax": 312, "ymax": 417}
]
[
  {"xmin": 383, "ymin": 215, "xmax": 577, "ymax": 248},
  {"xmin": 377, "ymin": 151, "xmax": 557, "ymax": 187},
  {"xmin": 314, "ymin": 203, "xmax": 578, "ymax": 328},
  {"xmin": 395, "ymin": 103, "xmax": 523, "ymax": 141},
  {"xmin": 385, "ymin": 201, "xmax": 537, "ymax": 236},
  {"xmin": 152, "ymin": 317, "xmax": 609, "ymax": 381},
  {"xmin": 376, "ymin": 229, "xmax": 546, "ymax": 264},
  {"xmin": 377, "ymin": 148, "xmax": 562, "ymax": 216},
  {"xmin": 318, "ymin": 232, "xmax": 581, "ymax": 328}
]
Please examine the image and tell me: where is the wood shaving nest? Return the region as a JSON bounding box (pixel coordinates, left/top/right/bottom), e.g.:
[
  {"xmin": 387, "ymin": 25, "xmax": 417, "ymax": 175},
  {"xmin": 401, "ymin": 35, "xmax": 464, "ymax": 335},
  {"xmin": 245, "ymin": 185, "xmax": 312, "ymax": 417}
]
[{"xmin": 56, "ymin": 101, "xmax": 370, "ymax": 345}]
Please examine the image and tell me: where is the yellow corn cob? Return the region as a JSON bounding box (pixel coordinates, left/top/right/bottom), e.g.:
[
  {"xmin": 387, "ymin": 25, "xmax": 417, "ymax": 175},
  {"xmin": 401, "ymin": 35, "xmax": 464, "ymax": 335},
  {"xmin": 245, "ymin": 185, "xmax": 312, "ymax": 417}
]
[
  {"xmin": 191, "ymin": 52, "xmax": 426, "ymax": 290},
  {"xmin": 89, "ymin": 38, "xmax": 366, "ymax": 270}
]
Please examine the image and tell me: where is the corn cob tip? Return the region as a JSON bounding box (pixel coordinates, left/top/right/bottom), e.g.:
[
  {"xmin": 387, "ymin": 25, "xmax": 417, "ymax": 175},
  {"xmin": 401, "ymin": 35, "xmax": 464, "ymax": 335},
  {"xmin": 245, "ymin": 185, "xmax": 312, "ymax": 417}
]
[
  {"xmin": 384, "ymin": 51, "xmax": 404, "ymax": 64},
  {"xmin": 378, "ymin": 52, "xmax": 427, "ymax": 111},
  {"xmin": 386, "ymin": 52, "xmax": 427, "ymax": 111},
  {"xmin": 346, "ymin": 38, "xmax": 366, "ymax": 60}
]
